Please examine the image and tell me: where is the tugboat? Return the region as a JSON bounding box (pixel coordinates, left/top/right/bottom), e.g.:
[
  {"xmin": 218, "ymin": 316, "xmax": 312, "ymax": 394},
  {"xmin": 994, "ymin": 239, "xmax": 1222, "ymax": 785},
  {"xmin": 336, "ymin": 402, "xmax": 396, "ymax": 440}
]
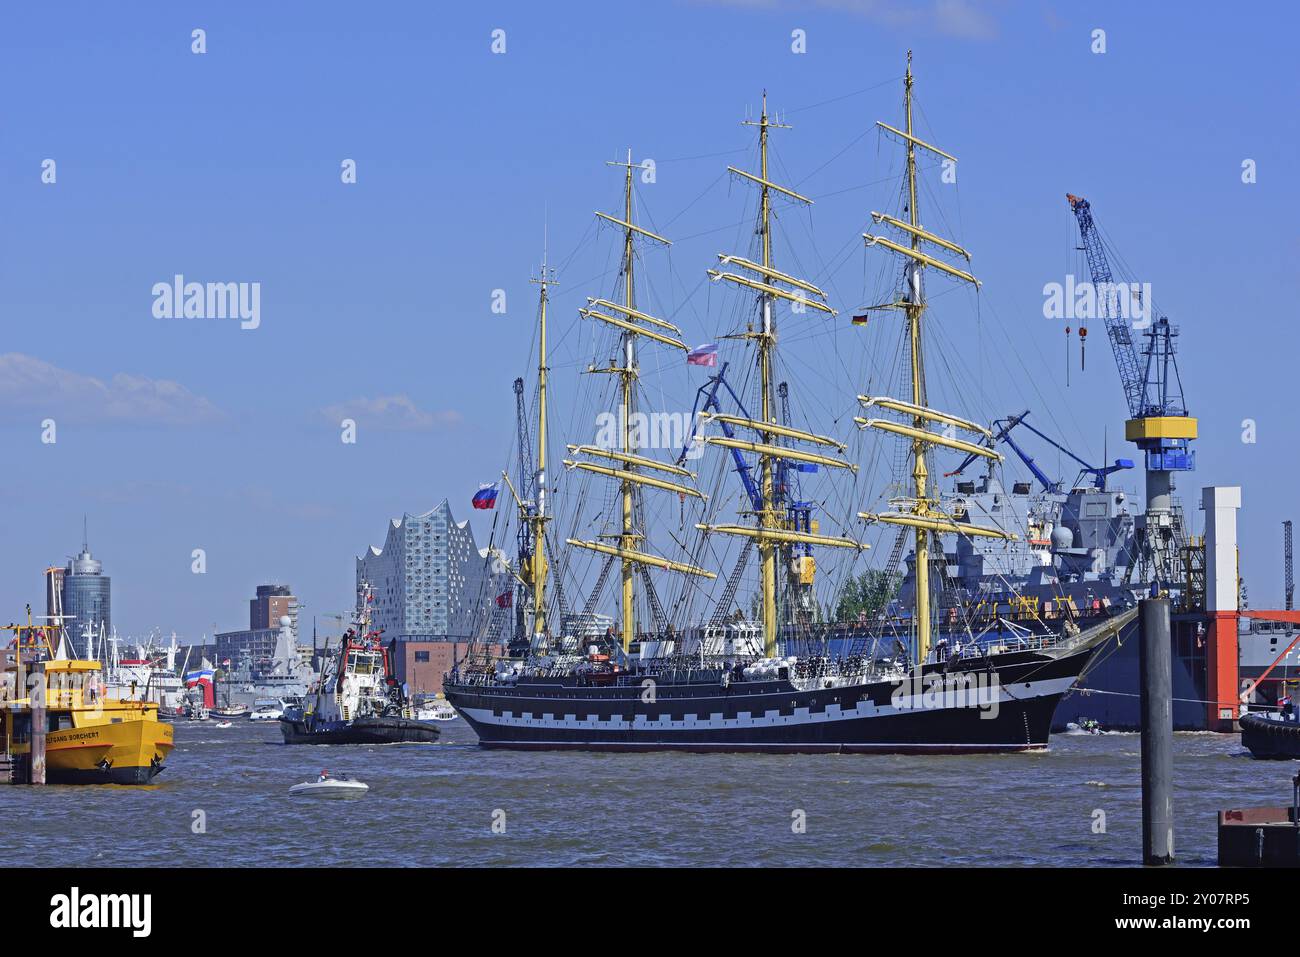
[
  {"xmin": 279, "ymin": 586, "xmax": 438, "ymax": 745},
  {"xmin": 1241, "ymin": 697, "xmax": 1300, "ymax": 759}
]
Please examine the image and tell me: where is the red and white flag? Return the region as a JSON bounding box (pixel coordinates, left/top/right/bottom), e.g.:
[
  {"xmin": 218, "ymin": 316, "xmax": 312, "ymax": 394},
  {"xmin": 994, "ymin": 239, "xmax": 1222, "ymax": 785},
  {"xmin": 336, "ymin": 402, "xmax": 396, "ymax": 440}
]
[{"xmin": 686, "ymin": 343, "xmax": 718, "ymax": 367}]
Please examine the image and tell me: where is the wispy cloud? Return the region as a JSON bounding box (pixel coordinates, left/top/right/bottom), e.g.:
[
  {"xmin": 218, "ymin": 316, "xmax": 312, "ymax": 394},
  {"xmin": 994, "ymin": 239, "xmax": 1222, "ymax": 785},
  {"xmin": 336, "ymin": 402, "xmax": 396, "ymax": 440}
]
[
  {"xmin": 0, "ymin": 353, "xmax": 223, "ymax": 426},
  {"xmin": 697, "ymin": 0, "xmax": 1000, "ymax": 41},
  {"xmin": 320, "ymin": 395, "xmax": 462, "ymax": 432}
]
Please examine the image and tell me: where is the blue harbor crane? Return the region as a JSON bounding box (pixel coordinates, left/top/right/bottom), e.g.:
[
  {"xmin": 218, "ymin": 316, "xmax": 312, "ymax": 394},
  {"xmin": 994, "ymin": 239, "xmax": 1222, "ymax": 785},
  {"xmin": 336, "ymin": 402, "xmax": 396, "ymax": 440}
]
[
  {"xmin": 949, "ymin": 410, "xmax": 1134, "ymax": 493},
  {"xmin": 1067, "ymin": 194, "xmax": 1196, "ymax": 582},
  {"xmin": 678, "ymin": 361, "xmax": 761, "ymax": 509},
  {"xmin": 679, "ymin": 365, "xmax": 818, "ymax": 625},
  {"xmin": 511, "ymin": 376, "xmax": 536, "ymax": 651},
  {"xmin": 776, "ymin": 380, "xmax": 818, "ymax": 624}
]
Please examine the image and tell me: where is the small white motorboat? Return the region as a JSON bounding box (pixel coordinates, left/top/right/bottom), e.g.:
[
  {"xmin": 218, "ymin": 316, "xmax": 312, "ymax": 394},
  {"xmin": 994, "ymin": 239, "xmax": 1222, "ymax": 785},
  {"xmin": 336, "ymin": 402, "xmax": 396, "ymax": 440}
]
[
  {"xmin": 214, "ymin": 720, "xmax": 233, "ymax": 729},
  {"xmin": 414, "ymin": 695, "xmax": 459, "ymax": 722},
  {"xmin": 288, "ymin": 772, "xmax": 369, "ymax": 797},
  {"xmin": 248, "ymin": 698, "xmax": 285, "ymax": 722}
]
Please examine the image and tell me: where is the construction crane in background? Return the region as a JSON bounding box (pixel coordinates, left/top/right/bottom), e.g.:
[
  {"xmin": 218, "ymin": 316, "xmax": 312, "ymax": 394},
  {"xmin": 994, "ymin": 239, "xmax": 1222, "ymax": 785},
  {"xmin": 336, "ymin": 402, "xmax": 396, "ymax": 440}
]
[
  {"xmin": 1285, "ymin": 520, "xmax": 1294, "ymax": 613},
  {"xmin": 313, "ymin": 611, "xmax": 350, "ymax": 657},
  {"xmin": 511, "ymin": 376, "xmax": 536, "ymax": 648},
  {"xmin": 777, "ymin": 381, "xmax": 817, "ymax": 625},
  {"xmin": 678, "ymin": 361, "xmax": 760, "ymax": 507},
  {"xmin": 1067, "ymin": 194, "xmax": 1196, "ymax": 585}
]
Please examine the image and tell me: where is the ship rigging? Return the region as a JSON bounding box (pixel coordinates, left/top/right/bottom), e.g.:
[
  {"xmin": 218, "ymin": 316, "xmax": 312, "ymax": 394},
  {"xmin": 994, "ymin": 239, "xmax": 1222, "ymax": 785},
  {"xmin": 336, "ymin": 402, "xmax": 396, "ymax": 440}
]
[{"xmin": 443, "ymin": 55, "xmax": 1133, "ymax": 753}]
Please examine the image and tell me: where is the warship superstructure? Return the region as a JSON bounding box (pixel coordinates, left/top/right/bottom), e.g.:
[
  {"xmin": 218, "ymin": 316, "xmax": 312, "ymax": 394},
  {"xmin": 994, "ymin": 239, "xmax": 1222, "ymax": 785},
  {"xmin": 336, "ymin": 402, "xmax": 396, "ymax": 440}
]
[{"xmin": 224, "ymin": 615, "xmax": 315, "ymax": 708}]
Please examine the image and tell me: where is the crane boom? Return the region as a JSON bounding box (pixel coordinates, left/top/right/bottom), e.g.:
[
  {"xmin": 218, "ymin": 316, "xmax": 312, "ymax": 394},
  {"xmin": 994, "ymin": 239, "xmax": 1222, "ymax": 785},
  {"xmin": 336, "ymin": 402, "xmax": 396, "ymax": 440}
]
[
  {"xmin": 1066, "ymin": 193, "xmax": 1196, "ymax": 585},
  {"xmin": 1067, "ymin": 194, "xmax": 1147, "ymax": 418}
]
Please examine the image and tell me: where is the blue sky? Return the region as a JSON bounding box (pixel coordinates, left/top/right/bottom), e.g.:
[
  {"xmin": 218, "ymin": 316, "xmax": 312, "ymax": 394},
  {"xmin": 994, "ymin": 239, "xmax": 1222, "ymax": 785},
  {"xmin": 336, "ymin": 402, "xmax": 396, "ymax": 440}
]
[{"xmin": 1, "ymin": 0, "xmax": 1296, "ymax": 639}]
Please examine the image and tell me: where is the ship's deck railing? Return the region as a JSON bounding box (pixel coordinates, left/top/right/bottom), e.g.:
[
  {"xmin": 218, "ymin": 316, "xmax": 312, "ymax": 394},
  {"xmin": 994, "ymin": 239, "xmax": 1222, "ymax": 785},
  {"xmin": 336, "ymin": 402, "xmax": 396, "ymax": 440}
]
[
  {"xmin": 446, "ymin": 612, "xmax": 1109, "ymax": 689},
  {"xmin": 450, "ymin": 652, "xmax": 910, "ymax": 689}
]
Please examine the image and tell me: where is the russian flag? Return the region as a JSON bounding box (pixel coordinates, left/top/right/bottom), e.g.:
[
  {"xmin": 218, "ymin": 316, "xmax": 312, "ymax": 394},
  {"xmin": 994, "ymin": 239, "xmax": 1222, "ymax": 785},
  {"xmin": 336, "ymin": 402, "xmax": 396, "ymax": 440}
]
[
  {"xmin": 184, "ymin": 668, "xmax": 214, "ymax": 688},
  {"xmin": 686, "ymin": 343, "xmax": 718, "ymax": 367},
  {"xmin": 472, "ymin": 483, "xmax": 499, "ymax": 510}
]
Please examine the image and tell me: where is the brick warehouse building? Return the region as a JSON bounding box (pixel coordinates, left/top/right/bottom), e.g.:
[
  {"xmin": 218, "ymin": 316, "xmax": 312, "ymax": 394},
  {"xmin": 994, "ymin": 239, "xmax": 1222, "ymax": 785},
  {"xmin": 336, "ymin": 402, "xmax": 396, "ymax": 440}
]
[{"xmin": 390, "ymin": 639, "xmax": 503, "ymax": 695}]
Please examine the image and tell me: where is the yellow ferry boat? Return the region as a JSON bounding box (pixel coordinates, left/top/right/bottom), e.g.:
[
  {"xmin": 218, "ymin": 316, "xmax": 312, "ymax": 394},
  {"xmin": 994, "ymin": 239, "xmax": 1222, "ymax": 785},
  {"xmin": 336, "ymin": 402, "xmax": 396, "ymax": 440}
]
[{"xmin": 2, "ymin": 656, "xmax": 174, "ymax": 786}]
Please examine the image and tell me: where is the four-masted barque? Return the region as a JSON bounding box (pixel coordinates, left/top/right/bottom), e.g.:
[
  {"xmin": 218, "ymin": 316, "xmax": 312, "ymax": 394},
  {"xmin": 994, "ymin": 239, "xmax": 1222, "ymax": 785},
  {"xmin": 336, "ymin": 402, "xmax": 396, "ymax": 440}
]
[{"xmin": 443, "ymin": 56, "xmax": 1134, "ymax": 752}]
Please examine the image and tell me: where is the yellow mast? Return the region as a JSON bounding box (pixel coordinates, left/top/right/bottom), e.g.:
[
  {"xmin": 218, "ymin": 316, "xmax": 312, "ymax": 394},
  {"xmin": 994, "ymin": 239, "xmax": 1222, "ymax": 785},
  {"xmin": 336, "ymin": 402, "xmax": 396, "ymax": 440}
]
[
  {"xmin": 527, "ymin": 253, "xmax": 556, "ymax": 644},
  {"xmin": 700, "ymin": 94, "xmax": 864, "ymax": 657},
  {"xmin": 858, "ymin": 53, "xmax": 1012, "ymax": 665},
  {"xmin": 902, "ymin": 54, "xmax": 933, "ymax": 662},
  {"xmin": 618, "ymin": 150, "xmax": 638, "ymax": 651},
  {"xmin": 567, "ymin": 150, "xmax": 714, "ymax": 653},
  {"xmin": 755, "ymin": 94, "xmax": 780, "ymax": 657}
]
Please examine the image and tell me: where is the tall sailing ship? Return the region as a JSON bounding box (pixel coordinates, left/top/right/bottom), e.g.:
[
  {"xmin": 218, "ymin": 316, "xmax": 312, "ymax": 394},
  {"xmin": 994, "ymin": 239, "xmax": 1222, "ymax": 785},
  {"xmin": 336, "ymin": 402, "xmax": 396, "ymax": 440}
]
[{"xmin": 443, "ymin": 56, "xmax": 1135, "ymax": 752}]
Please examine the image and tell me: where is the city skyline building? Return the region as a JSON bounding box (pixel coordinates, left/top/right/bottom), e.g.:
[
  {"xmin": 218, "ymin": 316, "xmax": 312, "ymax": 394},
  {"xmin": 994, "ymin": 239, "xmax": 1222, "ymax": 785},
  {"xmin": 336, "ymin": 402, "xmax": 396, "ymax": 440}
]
[
  {"xmin": 215, "ymin": 582, "xmax": 301, "ymax": 669},
  {"xmin": 250, "ymin": 584, "xmax": 298, "ymax": 637},
  {"xmin": 356, "ymin": 500, "xmax": 505, "ymax": 641},
  {"xmin": 61, "ymin": 529, "xmax": 110, "ymax": 645}
]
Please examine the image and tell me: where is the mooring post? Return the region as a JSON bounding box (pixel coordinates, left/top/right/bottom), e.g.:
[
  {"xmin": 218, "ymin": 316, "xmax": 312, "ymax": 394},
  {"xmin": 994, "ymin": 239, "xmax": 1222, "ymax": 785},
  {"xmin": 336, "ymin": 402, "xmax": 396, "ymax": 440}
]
[
  {"xmin": 29, "ymin": 664, "xmax": 45, "ymax": 786},
  {"xmin": 1140, "ymin": 597, "xmax": 1173, "ymax": 864}
]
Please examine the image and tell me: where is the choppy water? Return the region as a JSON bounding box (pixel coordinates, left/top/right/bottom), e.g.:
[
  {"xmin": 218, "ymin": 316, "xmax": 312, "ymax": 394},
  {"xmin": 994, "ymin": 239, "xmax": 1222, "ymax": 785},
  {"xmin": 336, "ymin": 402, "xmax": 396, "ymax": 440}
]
[{"xmin": 1, "ymin": 719, "xmax": 1289, "ymax": 867}]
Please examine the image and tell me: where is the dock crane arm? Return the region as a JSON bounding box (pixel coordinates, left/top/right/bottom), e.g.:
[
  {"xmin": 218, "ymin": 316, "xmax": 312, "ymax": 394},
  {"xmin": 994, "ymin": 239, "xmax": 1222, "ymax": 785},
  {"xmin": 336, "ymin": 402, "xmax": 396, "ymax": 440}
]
[
  {"xmin": 948, "ymin": 410, "xmax": 1134, "ymax": 492},
  {"xmin": 1066, "ymin": 194, "xmax": 1148, "ymax": 418},
  {"xmin": 1066, "ymin": 193, "xmax": 1195, "ymax": 583},
  {"xmin": 678, "ymin": 361, "xmax": 762, "ymax": 511}
]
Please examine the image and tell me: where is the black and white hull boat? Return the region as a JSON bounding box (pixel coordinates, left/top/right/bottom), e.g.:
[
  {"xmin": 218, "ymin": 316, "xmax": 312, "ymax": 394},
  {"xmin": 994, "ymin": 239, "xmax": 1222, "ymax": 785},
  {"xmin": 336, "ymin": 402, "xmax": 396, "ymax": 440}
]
[
  {"xmin": 280, "ymin": 714, "xmax": 438, "ymax": 745},
  {"xmin": 1239, "ymin": 711, "xmax": 1300, "ymax": 759},
  {"xmin": 445, "ymin": 610, "xmax": 1133, "ymax": 753},
  {"xmin": 279, "ymin": 584, "xmax": 438, "ymax": 746}
]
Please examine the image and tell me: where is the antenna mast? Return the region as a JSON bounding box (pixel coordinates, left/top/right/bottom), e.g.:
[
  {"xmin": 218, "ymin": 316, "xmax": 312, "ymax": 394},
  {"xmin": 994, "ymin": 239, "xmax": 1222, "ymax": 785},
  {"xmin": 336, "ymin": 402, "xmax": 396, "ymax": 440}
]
[{"xmin": 1285, "ymin": 520, "xmax": 1294, "ymax": 613}]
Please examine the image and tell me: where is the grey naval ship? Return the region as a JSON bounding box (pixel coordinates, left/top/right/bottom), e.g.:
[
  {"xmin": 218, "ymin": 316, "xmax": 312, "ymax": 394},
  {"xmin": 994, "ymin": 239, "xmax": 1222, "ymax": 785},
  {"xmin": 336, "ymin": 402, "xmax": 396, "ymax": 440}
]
[{"xmin": 878, "ymin": 461, "xmax": 1206, "ymax": 731}]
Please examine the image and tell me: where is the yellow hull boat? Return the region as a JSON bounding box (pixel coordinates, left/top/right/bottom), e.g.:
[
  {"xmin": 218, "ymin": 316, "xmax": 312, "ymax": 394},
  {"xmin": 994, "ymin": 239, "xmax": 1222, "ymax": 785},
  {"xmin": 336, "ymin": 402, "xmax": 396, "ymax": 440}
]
[{"xmin": 3, "ymin": 657, "xmax": 175, "ymax": 785}]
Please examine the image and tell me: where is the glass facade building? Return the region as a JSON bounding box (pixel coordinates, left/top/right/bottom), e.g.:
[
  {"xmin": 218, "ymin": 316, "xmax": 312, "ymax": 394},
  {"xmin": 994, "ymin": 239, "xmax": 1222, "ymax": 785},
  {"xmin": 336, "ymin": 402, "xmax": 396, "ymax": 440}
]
[
  {"xmin": 63, "ymin": 544, "xmax": 110, "ymax": 642},
  {"xmin": 356, "ymin": 500, "xmax": 504, "ymax": 640}
]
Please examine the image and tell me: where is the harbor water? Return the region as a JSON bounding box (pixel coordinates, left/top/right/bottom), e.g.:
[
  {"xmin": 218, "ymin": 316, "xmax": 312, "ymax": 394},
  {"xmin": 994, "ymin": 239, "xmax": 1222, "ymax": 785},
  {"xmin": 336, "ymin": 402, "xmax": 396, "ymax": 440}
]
[{"xmin": 1, "ymin": 720, "xmax": 1287, "ymax": 867}]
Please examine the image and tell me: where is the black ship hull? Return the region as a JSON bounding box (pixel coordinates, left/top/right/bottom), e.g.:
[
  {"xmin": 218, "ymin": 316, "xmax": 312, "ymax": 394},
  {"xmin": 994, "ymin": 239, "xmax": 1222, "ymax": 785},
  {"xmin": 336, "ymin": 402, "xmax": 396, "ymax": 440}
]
[
  {"xmin": 278, "ymin": 715, "xmax": 440, "ymax": 745},
  {"xmin": 445, "ymin": 640, "xmax": 1105, "ymax": 754},
  {"xmin": 47, "ymin": 764, "xmax": 164, "ymax": 786},
  {"xmin": 1240, "ymin": 713, "xmax": 1300, "ymax": 759},
  {"xmin": 1053, "ymin": 612, "xmax": 1208, "ymax": 731}
]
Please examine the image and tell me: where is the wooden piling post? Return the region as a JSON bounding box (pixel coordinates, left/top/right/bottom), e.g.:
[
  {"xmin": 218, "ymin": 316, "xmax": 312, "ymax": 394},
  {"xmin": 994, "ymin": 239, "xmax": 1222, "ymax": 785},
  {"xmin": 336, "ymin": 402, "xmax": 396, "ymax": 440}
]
[{"xmin": 29, "ymin": 664, "xmax": 45, "ymax": 786}]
